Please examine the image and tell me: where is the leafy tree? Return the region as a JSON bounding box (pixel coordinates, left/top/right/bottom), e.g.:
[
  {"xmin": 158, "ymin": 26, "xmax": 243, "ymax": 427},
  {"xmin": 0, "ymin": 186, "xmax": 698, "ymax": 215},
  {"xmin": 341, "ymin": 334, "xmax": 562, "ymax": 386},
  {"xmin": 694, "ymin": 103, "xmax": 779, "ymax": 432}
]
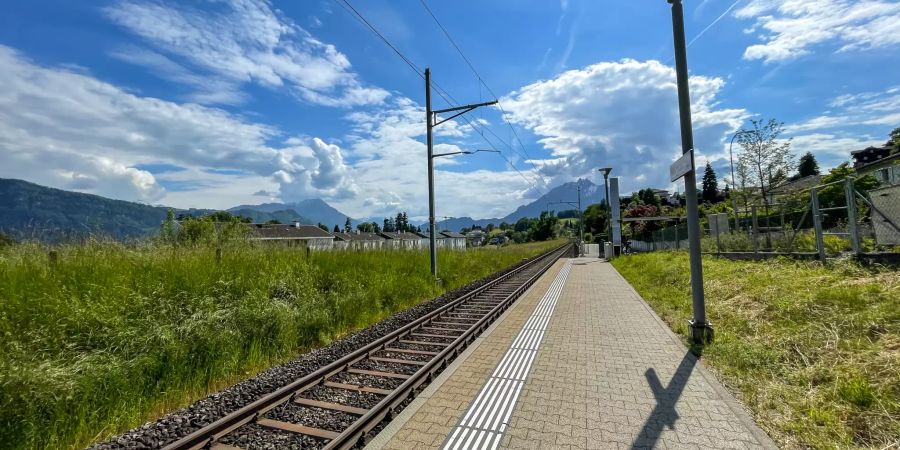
[
  {"xmin": 486, "ymin": 223, "xmax": 495, "ymax": 232},
  {"xmin": 701, "ymin": 162, "xmax": 718, "ymax": 203},
  {"xmin": 357, "ymin": 222, "xmax": 375, "ymax": 232},
  {"xmin": 514, "ymin": 217, "xmax": 535, "ymax": 233},
  {"xmin": 636, "ymin": 188, "xmax": 661, "ymax": 208},
  {"xmin": 817, "ymin": 163, "xmax": 880, "ymax": 208},
  {"xmin": 344, "ymin": 217, "xmax": 352, "ymax": 233},
  {"xmin": 891, "ymin": 127, "xmax": 900, "ymax": 149},
  {"xmin": 797, "ymin": 152, "xmax": 820, "ymax": 177},
  {"xmin": 623, "ymin": 203, "xmax": 661, "ymax": 239},
  {"xmin": 159, "ymin": 208, "xmax": 176, "ymax": 243},
  {"xmin": 736, "ymin": 118, "xmax": 794, "ymax": 214},
  {"xmin": 583, "ymin": 203, "xmax": 609, "ymax": 239},
  {"xmin": 331, "ymin": 224, "xmax": 339, "ymax": 232},
  {"xmin": 499, "ymin": 222, "xmax": 510, "ymax": 231},
  {"xmin": 374, "ymin": 222, "xmax": 382, "ymax": 233},
  {"xmin": 266, "ymin": 219, "xmax": 281, "ymax": 224},
  {"xmin": 529, "ymin": 211, "xmax": 558, "ymax": 241}
]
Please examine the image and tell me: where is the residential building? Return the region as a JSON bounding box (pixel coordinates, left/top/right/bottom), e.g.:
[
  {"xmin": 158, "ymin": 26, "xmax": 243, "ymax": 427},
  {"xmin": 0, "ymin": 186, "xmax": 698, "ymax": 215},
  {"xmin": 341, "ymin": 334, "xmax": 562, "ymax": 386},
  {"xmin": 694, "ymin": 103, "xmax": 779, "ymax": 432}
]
[
  {"xmin": 852, "ymin": 145, "xmax": 900, "ymax": 186},
  {"xmin": 440, "ymin": 231, "xmax": 468, "ymax": 250},
  {"xmin": 767, "ymin": 174, "xmax": 822, "ymax": 202},
  {"xmin": 465, "ymin": 229, "xmax": 486, "ymax": 247},
  {"xmin": 332, "ymin": 231, "xmax": 385, "ymax": 250},
  {"xmin": 379, "ymin": 231, "xmax": 427, "ymax": 249},
  {"xmin": 245, "ymin": 222, "xmax": 334, "ymax": 249}
]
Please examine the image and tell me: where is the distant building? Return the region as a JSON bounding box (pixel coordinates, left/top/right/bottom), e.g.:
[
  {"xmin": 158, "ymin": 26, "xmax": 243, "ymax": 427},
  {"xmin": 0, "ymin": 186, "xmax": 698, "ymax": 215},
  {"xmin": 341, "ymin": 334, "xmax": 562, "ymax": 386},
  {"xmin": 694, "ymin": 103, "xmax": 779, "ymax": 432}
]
[
  {"xmin": 465, "ymin": 229, "xmax": 486, "ymax": 247},
  {"xmin": 379, "ymin": 231, "xmax": 427, "ymax": 249},
  {"xmin": 440, "ymin": 231, "xmax": 468, "ymax": 250},
  {"xmin": 852, "ymin": 145, "xmax": 899, "ymax": 186},
  {"xmin": 767, "ymin": 174, "xmax": 822, "ymax": 202},
  {"xmin": 245, "ymin": 222, "xmax": 334, "ymax": 249},
  {"xmin": 332, "ymin": 231, "xmax": 385, "ymax": 250}
]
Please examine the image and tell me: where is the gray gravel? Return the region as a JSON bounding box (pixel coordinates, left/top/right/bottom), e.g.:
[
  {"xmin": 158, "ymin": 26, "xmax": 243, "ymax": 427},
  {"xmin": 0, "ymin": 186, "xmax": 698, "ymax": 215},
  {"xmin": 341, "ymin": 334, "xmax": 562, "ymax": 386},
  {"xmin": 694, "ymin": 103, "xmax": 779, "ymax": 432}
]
[{"xmin": 88, "ymin": 252, "xmax": 548, "ymax": 450}]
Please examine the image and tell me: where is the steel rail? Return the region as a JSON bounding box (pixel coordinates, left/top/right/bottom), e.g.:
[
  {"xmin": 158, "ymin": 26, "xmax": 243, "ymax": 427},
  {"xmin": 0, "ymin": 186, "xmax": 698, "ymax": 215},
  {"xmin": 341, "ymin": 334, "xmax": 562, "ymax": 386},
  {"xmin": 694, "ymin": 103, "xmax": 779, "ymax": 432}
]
[
  {"xmin": 322, "ymin": 244, "xmax": 568, "ymax": 449},
  {"xmin": 162, "ymin": 243, "xmax": 571, "ymax": 450}
]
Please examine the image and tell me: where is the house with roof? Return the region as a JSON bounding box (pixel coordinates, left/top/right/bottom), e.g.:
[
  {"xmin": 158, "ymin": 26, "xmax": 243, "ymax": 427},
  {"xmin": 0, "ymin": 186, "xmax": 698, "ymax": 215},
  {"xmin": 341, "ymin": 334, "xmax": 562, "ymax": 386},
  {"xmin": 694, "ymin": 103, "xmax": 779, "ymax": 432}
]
[
  {"xmin": 439, "ymin": 231, "xmax": 467, "ymax": 250},
  {"xmin": 417, "ymin": 230, "xmax": 467, "ymax": 250},
  {"xmin": 245, "ymin": 221, "xmax": 334, "ymax": 249},
  {"xmin": 332, "ymin": 230, "xmax": 385, "ymax": 250},
  {"xmin": 767, "ymin": 174, "xmax": 822, "ymax": 202},
  {"xmin": 852, "ymin": 145, "xmax": 900, "ymax": 186},
  {"xmin": 379, "ymin": 230, "xmax": 427, "ymax": 249}
]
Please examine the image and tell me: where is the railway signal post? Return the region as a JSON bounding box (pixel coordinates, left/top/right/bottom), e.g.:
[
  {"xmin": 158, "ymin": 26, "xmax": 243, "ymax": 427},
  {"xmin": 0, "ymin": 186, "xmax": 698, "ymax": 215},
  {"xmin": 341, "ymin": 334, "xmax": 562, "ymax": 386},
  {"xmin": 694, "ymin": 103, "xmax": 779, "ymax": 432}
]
[{"xmin": 668, "ymin": 0, "xmax": 713, "ymax": 344}]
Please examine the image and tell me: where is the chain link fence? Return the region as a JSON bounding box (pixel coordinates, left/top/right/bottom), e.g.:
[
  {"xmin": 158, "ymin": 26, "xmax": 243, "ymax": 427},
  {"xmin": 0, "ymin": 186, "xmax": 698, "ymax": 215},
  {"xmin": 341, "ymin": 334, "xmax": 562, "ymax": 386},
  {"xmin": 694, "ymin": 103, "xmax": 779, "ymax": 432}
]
[{"xmin": 628, "ymin": 177, "xmax": 900, "ymax": 260}]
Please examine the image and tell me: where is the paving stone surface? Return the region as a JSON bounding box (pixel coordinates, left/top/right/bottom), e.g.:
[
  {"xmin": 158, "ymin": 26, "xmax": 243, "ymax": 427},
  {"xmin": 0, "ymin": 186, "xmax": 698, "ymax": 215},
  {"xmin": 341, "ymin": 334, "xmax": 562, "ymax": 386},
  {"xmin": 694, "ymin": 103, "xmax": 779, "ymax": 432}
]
[{"xmin": 368, "ymin": 258, "xmax": 777, "ymax": 450}]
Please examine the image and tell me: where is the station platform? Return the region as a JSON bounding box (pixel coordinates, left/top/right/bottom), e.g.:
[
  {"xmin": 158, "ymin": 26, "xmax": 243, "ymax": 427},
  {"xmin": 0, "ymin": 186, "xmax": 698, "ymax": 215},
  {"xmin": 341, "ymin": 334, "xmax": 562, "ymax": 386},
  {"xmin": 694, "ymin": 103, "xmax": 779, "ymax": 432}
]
[{"xmin": 367, "ymin": 257, "xmax": 777, "ymax": 450}]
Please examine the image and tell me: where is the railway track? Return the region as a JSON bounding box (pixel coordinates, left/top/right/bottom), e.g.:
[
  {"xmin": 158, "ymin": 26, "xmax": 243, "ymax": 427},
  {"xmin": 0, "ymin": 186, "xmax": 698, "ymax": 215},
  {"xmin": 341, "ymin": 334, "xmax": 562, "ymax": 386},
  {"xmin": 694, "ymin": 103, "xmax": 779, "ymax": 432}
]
[{"xmin": 162, "ymin": 243, "xmax": 572, "ymax": 450}]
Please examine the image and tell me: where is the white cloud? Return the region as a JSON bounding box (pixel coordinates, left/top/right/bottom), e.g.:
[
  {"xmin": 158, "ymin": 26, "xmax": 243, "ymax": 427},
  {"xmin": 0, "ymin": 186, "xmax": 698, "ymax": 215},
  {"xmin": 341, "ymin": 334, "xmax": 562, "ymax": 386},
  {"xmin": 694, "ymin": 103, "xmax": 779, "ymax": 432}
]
[
  {"xmin": 735, "ymin": 0, "xmax": 900, "ymax": 63},
  {"xmin": 789, "ymin": 86, "xmax": 900, "ymax": 133},
  {"xmin": 329, "ymin": 97, "xmax": 542, "ymax": 220},
  {"xmin": 502, "ymin": 59, "xmax": 747, "ymax": 194},
  {"xmin": 0, "ymin": 45, "xmax": 354, "ymax": 208},
  {"xmin": 104, "ymin": 0, "xmax": 388, "ymax": 106}
]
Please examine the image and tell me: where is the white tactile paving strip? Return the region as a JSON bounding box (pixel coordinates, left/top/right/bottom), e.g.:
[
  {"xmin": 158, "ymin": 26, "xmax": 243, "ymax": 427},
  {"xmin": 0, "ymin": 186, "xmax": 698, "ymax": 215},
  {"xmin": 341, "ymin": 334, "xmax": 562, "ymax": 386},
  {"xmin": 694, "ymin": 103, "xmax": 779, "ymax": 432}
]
[{"xmin": 440, "ymin": 260, "xmax": 572, "ymax": 450}]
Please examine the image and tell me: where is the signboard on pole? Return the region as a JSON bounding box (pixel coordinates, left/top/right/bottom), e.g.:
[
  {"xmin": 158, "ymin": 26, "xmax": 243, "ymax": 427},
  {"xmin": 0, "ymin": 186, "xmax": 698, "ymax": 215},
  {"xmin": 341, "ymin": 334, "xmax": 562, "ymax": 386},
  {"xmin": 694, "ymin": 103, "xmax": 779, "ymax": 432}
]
[{"xmin": 670, "ymin": 149, "xmax": 694, "ymax": 182}]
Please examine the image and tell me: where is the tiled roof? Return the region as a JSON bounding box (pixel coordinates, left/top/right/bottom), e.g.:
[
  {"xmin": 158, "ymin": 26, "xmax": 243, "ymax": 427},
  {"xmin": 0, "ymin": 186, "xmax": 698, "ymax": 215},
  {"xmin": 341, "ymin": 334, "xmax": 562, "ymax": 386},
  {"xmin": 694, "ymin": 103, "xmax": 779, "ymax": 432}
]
[
  {"xmin": 440, "ymin": 231, "xmax": 466, "ymax": 238},
  {"xmin": 379, "ymin": 231, "xmax": 425, "ymax": 240},
  {"xmin": 769, "ymin": 175, "xmax": 821, "ymax": 195},
  {"xmin": 333, "ymin": 231, "xmax": 385, "ymax": 241},
  {"xmin": 247, "ymin": 223, "xmax": 334, "ymax": 239}
]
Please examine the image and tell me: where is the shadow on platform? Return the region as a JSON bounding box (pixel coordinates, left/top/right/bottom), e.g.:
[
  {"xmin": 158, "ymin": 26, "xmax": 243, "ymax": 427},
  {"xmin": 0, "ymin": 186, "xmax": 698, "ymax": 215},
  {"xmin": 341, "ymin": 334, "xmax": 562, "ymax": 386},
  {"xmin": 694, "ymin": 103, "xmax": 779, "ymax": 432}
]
[{"xmin": 631, "ymin": 351, "xmax": 699, "ymax": 449}]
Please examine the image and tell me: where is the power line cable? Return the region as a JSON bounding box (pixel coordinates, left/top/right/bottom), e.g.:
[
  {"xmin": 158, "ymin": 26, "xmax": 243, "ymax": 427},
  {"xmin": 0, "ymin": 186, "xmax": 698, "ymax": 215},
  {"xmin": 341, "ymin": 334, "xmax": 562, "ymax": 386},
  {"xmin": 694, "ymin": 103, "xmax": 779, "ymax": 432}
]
[
  {"xmin": 333, "ymin": 0, "xmax": 545, "ymax": 194},
  {"xmin": 418, "ymin": 0, "xmax": 550, "ymax": 188}
]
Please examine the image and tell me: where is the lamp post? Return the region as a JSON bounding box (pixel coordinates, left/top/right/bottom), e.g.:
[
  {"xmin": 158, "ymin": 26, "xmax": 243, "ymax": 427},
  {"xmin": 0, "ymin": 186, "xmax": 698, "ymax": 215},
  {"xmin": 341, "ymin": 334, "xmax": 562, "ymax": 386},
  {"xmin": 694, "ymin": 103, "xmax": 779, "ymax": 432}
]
[
  {"xmin": 728, "ymin": 130, "xmax": 749, "ymax": 231},
  {"xmin": 668, "ymin": 0, "xmax": 712, "ymax": 344},
  {"xmin": 597, "ymin": 167, "xmax": 612, "ymax": 243},
  {"xmin": 426, "ymin": 67, "xmax": 497, "ymax": 278}
]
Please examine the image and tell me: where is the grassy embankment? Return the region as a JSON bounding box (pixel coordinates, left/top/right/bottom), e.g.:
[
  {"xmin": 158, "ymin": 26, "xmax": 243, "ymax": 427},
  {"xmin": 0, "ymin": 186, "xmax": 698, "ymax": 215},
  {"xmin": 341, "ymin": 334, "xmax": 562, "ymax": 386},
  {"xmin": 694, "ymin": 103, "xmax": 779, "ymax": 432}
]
[
  {"xmin": 612, "ymin": 252, "xmax": 899, "ymax": 449},
  {"xmin": 0, "ymin": 239, "xmax": 562, "ymax": 449}
]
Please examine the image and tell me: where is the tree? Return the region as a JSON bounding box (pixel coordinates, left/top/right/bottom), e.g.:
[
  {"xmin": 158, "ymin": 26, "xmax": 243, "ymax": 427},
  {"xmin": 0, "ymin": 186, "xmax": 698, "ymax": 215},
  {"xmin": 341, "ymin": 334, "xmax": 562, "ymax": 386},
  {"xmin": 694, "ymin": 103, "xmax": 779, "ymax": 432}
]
[
  {"xmin": 736, "ymin": 118, "xmax": 794, "ymax": 214},
  {"xmin": 357, "ymin": 222, "xmax": 374, "ymax": 232},
  {"xmin": 797, "ymin": 152, "xmax": 820, "ymax": 177},
  {"xmin": 583, "ymin": 203, "xmax": 608, "ymax": 239},
  {"xmin": 266, "ymin": 219, "xmax": 281, "ymax": 224},
  {"xmin": 701, "ymin": 163, "xmax": 718, "ymax": 203},
  {"xmin": 530, "ymin": 211, "xmax": 558, "ymax": 241},
  {"xmin": 373, "ymin": 222, "xmax": 382, "ymax": 233},
  {"xmin": 332, "ymin": 224, "xmax": 339, "ymax": 232},
  {"xmin": 344, "ymin": 217, "xmax": 352, "ymax": 233},
  {"xmin": 817, "ymin": 163, "xmax": 880, "ymax": 208},
  {"xmin": 159, "ymin": 208, "xmax": 176, "ymax": 243},
  {"xmin": 891, "ymin": 127, "xmax": 900, "ymax": 148}
]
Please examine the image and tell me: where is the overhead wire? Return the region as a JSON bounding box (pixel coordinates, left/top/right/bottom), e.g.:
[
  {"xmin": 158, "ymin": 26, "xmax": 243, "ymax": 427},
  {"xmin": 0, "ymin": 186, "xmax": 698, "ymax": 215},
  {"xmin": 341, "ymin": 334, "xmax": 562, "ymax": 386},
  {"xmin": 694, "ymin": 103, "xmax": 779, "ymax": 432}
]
[
  {"xmin": 333, "ymin": 0, "xmax": 545, "ymax": 193},
  {"xmin": 418, "ymin": 0, "xmax": 550, "ymax": 190}
]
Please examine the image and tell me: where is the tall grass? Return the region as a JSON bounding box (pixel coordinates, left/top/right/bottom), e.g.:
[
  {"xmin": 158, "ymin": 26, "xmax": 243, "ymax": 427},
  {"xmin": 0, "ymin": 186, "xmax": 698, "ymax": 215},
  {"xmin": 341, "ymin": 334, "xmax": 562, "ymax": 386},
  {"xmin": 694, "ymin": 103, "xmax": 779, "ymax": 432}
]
[
  {"xmin": 0, "ymin": 239, "xmax": 561, "ymax": 449},
  {"xmin": 612, "ymin": 252, "xmax": 899, "ymax": 449}
]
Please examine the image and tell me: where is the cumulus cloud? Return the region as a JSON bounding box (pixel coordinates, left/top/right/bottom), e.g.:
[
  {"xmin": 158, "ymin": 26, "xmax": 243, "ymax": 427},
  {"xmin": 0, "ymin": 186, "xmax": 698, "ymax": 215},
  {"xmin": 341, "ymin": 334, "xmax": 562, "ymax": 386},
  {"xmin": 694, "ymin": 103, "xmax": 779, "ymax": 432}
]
[
  {"xmin": 104, "ymin": 0, "xmax": 388, "ymax": 106},
  {"xmin": 502, "ymin": 59, "xmax": 747, "ymax": 194},
  {"xmin": 330, "ymin": 97, "xmax": 541, "ymax": 220},
  {"xmin": 735, "ymin": 0, "xmax": 900, "ymax": 63},
  {"xmin": 0, "ymin": 45, "xmax": 355, "ymax": 208}
]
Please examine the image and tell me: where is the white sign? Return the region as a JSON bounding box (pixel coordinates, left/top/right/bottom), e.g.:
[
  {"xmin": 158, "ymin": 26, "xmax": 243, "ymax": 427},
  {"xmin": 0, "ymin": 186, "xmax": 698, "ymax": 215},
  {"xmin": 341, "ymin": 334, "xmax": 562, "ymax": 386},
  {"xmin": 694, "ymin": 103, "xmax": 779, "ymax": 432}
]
[{"xmin": 670, "ymin": 149, "xmax": 694, "ymax": 182}]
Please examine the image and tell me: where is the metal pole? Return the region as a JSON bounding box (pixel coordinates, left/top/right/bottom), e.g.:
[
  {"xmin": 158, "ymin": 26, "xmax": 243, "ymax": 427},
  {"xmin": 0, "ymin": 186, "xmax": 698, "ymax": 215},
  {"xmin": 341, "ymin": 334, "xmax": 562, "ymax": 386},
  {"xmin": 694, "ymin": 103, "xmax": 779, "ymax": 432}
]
[
  {"xmin": 845, "ymin": 177, "xmax": 860, "ymax": 255},
  {"xmin": 751, "ymin": 206, "xmax": 759, "ymax": 253},
  {"xmin": 669, "ymin": 0, "xmax": 711, "ymax": 343},
  {"xmin": 729, "ymin": 132, "xmax": 742, "ymax": 231},
  {"xmin": 425, "ymin": 68, "xmax": 437, "ymax": 278},
  {"xmin": 578, "ymin": 184, "xmax": 583, "ymax": 254},
  {"xmin": 604, "ymin": 174, "xmax": 611, "ymax": 242},
  {"xmin": 811, "ymin": 187, "xmax": 826, "ymax": 262}
]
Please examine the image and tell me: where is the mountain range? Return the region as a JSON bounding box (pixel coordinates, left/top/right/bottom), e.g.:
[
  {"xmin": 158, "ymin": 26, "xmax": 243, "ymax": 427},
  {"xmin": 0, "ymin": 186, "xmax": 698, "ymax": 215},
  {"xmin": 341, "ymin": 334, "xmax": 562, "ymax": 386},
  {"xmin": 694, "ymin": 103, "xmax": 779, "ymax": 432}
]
[
  {"xmin": 436, "ymin": 179, "xmax": 605, "ymax": 231},
  {"xmin": 0, "ymin": 177, "xmax": 608, "ymax": 240}
]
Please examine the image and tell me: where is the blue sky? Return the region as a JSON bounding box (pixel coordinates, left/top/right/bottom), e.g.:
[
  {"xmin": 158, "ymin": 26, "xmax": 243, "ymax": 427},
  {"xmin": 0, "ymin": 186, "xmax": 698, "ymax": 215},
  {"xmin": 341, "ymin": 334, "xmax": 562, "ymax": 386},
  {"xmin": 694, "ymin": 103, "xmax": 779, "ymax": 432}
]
[{"xmin": 1, "ymin": 0, "xmax": 898, "ymax": 220}]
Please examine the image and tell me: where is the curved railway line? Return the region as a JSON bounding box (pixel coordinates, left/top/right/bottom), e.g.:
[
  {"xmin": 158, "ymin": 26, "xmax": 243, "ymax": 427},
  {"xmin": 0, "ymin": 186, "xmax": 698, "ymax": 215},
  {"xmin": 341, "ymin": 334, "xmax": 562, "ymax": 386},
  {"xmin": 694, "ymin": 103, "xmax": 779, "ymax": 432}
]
[{"xmin": 161, "ymin": 243, "xmax": 572, "ymax": 450}]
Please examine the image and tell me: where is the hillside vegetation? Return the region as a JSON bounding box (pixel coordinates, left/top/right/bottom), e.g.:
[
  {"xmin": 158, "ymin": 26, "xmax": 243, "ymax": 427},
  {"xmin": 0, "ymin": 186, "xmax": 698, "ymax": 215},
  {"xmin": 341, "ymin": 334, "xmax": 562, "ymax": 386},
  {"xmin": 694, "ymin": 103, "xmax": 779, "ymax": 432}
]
[
  {"xmin": 612, "ymin": 252, "xmax": 899, "ymax": 449},
  {"xmin": 0, "ymin": 240, "xmax": 561, "ymax": 449}
]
